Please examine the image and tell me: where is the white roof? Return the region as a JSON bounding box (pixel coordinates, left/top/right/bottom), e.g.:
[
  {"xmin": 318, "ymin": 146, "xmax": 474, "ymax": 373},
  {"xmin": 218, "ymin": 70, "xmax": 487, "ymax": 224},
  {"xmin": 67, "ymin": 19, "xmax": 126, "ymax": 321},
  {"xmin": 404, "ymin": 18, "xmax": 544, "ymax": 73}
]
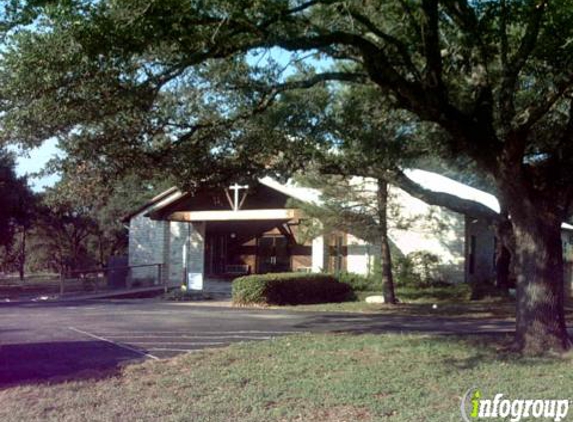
[
  {"xmin": 139, "ymin": 171, "xmax": 571, "ymax": 231},
  {"xmin": 259, "ymin": 177, "xmax": 323, "ymax": 204},
  {"xmin": 403, "ymin": 169, "xmax": 501, "ymax": 213},
  {"xmin": 261, "ymin": 169, "xmax": 501, "ymax": 212},
  {"xmin": 261, "ymin": 170, "xmax": 573, "ymax": 230}
]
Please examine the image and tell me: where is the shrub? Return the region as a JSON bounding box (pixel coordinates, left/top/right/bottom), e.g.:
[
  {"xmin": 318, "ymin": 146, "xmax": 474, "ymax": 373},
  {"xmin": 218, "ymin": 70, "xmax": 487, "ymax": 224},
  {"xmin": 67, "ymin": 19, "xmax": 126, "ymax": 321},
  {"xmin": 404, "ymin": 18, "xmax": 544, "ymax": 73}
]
[
  {"xmin": 163, "ymin": 288, "xmax": 213, "ymax": 301},
  {"xmin": 337, "ymin": 271, "xmax": 382, "ymax": 292},
  {"xmin": 232, "ymin": 272, "xmax": 354, "ymax": 306},
  {"xmin": 394, "ymin": 251, "xmax": 446, "ymax": 288}
]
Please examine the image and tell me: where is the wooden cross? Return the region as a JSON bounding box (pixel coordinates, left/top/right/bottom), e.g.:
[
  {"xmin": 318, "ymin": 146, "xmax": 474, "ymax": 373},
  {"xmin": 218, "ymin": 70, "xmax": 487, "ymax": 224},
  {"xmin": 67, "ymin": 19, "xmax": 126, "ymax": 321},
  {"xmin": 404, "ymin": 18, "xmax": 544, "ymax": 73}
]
[{"xmin": 229, "ymin": 183, "xmax": 249, "ymax": 211}]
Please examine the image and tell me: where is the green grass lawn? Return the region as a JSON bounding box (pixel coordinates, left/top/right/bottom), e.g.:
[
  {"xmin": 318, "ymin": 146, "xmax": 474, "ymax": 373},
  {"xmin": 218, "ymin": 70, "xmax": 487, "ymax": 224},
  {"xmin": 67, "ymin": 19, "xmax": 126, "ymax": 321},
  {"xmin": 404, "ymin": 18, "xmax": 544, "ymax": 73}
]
[
  {"xmin": 2, "ymin": 333, "xmax": 572, "ymax": 422},
  {"xmin": 265, "ymin": 284, "xmax": 573, "ymax": 320},
  {"xmin": 279, "ymin": 300, "xmax": 519, "ymax": 319},
  {"xmin": 277, "ymin": 285, "xmax": 524, "ymax": 319}
]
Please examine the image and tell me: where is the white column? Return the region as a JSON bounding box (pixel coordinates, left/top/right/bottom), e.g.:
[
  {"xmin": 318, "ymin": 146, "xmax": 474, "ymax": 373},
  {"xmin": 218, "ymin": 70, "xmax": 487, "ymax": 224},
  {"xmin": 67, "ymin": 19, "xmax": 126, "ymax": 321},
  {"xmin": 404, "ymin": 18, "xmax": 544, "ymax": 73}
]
[
  {"xmin": 187, "ymin": 222, "xmax": 205, "ymax": 290},
  {"xmin": 312, "ymin": 235, "xmax": 325, "ymax": 273}
]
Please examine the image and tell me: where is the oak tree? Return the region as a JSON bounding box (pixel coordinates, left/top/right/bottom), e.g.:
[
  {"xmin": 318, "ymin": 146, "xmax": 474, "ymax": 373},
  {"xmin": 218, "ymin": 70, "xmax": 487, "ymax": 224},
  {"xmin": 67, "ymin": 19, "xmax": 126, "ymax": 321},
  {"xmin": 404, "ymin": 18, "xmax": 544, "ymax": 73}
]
[{"xmin": 1, "ymin": 0, "xmax": 573, "ymax": 353}]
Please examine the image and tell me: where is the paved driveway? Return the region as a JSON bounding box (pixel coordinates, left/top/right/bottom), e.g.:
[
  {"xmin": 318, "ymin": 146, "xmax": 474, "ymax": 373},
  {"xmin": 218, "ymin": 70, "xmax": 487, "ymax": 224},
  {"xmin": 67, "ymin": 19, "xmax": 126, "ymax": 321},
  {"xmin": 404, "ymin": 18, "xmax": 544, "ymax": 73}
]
[{"xmin": 0, "ymin": 299, "xmax": 515, "ymax": 387}]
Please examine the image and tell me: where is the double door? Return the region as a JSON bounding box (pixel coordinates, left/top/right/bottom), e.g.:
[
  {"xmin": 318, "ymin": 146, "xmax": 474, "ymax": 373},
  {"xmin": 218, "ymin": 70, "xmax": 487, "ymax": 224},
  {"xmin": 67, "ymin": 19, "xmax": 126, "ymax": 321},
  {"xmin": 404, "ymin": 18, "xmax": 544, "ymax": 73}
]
[{"xmin": 258, "ymin": 236, "xmax": 290, "ymax": 273}]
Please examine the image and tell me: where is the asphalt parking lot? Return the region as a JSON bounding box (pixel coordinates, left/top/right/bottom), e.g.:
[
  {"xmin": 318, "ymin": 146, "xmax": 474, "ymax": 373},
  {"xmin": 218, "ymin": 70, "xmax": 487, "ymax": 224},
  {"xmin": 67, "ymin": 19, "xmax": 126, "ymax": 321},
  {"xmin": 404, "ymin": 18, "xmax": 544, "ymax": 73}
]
[{"xmin": 0, "ymin": 298, "xmax": 516, "ymax": 387}]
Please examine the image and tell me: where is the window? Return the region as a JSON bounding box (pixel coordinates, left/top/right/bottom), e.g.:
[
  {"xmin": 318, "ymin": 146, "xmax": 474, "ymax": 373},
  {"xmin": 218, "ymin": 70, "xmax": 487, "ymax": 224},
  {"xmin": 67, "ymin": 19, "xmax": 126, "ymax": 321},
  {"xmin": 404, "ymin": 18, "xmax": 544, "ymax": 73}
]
[
  {"xmin": 335, "ymin": 235, "xmax": 344, "ymax": 273},
  {"xmin": 329, "ymin": 234, "xmax": 345, "ymax": 274}
]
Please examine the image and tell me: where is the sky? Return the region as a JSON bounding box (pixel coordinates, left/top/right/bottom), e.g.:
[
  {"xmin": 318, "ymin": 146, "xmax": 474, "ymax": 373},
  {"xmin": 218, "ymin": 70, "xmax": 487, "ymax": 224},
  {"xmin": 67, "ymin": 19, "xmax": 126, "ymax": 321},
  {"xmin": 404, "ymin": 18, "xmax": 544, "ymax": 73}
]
[{"xmin": 14, "ymin": 138, "xmax": 61, "ymax": 191}]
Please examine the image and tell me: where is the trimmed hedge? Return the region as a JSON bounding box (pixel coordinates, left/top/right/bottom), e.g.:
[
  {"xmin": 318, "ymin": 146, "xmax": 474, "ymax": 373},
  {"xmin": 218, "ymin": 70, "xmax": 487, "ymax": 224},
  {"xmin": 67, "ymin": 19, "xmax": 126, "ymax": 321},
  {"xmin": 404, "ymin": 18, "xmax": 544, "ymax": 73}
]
[{"xmin": 232, "ymin": 272, "xmax": 354, "ymax": 306}]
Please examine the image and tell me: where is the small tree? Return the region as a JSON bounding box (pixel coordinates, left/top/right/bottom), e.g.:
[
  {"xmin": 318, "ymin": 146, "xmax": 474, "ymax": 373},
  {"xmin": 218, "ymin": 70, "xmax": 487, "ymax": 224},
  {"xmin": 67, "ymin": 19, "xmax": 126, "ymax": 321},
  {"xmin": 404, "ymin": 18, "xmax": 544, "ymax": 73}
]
[
  {"xmin": 295, "ymin": 173, "xmax": 399, "ymax": 303},
  {"xmin": 0, "ymin": 148, "xmax": 36, "ymax": 279}
]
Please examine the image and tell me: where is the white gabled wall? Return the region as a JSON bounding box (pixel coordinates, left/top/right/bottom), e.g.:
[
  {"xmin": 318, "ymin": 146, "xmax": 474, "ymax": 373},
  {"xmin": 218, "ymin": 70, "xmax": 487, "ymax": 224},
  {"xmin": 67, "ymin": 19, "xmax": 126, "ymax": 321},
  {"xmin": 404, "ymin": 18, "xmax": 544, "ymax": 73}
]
[
  {"xmin": 388, "ymin": 186, "xmax": 465, "ymax": 283},
  {"xmin": 341, "ymin": 186, "xmax": 466, "ymax": 283}
]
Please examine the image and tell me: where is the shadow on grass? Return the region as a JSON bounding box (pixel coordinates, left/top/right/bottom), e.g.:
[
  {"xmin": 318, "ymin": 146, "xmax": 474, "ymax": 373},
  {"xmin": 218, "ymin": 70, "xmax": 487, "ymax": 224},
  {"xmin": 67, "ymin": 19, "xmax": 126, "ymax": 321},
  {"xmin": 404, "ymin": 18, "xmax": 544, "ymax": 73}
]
[
  {"xmin": 403, "ymin": 334, "xmax": 567, "ymax": 370},
  {"xmin": 0, "ymin": 340, "xmax": 143, "ymax": 388},
  {"xmin": 0, "ymin": 297, "xmax": 161, "ymax": 309},
  {"xmin": 292, "ymin": 312, "xmax": 516, "ymax": 337}
]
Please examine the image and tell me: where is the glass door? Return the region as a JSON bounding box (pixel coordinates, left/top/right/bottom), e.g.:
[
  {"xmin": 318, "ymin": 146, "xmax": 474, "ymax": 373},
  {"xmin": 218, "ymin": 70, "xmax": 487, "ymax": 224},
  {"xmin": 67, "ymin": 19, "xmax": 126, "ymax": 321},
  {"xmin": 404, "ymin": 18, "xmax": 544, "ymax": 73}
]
[
  {"xmin": 257, "ymin": 236, "xmax": 291, "ymax": 273},
  {"xmin": 206, "ymin": 234, "xmax": 228, "ymax": 275},
  {"xmin": 274, "ymin": 236, "xmax": 291, "ymax": 272}
]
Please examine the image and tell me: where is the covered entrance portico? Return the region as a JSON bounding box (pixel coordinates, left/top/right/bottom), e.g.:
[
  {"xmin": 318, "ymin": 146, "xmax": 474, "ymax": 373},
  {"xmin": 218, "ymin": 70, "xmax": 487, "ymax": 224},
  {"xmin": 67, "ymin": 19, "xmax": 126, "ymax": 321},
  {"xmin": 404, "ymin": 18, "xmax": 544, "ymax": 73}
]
[
  {"xmin": 203, "ymin": 218, "xmax": 307, "ymax": 278},
  {"xmin": 141, "ymin": 180, "xmax": 327, "ymax": 290}
]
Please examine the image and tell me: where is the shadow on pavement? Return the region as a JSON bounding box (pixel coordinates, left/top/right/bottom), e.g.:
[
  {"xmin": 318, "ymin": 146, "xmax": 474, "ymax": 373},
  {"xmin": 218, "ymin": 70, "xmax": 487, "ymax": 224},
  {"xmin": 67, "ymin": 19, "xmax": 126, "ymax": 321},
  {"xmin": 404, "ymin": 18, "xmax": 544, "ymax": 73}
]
[{"xmin": 0, "ymin": 340, "xmax": 143, "ymax": 388}]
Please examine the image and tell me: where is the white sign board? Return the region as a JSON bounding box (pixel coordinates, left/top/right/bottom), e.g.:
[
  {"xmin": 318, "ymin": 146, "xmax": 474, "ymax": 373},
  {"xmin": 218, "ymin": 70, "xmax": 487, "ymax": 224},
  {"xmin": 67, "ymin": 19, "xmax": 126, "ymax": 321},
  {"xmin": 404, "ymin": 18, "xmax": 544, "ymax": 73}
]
[{"xmin": 188, "ymin": 272, "xmax": 203, "ymax": 291}]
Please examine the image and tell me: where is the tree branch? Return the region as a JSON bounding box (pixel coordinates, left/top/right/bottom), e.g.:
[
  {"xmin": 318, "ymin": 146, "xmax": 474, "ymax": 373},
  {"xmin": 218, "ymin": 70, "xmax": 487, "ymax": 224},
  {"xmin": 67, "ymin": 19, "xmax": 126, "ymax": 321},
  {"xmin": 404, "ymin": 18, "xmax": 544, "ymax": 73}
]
[
  {"xmin": 347, "ymin": 9, "xmax": 422, "ymax": 81},
  {"xmin": 442, "ymin": 0, "xmax": 492, "ymax": 80},
  {"xmin": 385, "ymin": 168, "xmax": 501, "ymax": 221},
  {"xmin": 515, "ymin": 74, "xmax": 573, "ymax": 132},
  {"xmin": 171, "ymin": 71, "xmax": 366, "ymax": 147},
  {"xmin": 257, "ymin": 71, "xmax": 368, "ymax": 94}
]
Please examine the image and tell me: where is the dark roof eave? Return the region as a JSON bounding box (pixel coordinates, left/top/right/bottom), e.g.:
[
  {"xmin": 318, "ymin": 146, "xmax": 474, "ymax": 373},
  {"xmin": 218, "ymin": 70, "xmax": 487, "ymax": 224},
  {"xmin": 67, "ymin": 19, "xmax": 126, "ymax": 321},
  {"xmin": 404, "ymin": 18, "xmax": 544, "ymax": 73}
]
[{"xmin": 120, "ymin": 187, "xmax": 180, "ymax": 223}]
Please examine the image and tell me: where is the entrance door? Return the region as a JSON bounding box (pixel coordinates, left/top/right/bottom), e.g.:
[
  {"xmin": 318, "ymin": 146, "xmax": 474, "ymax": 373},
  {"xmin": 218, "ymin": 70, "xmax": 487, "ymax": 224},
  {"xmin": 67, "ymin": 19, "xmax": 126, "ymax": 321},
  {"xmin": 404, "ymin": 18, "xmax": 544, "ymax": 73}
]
[
  {"xmin": 258, "ymin": 236, "xmax": 291, "ymax": 273},
  {"xmin": 206, "ymin": 234, "xmax": 227, "ymax": 276}
]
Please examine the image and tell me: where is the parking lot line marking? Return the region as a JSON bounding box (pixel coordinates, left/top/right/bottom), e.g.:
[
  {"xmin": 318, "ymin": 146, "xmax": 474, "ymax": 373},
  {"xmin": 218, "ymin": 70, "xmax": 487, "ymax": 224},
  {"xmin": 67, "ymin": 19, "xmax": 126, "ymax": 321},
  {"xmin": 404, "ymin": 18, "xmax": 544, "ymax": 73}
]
[
  {"xmin": 145, "ymin": 342, "xmax": 227, "ymax": 349},
  {"xmin": 95, "ymin": 330, "xmax": 302, "ymax": 336},
  {"xmin": 104, "ymin": 334, "xmax": 273, "ymax": 340},
  {"xmin": 128, "ymin": 340, "xmax": 229, "ymax": 345},
  {"xmin": 68, "ymin": 327, "xmax": 159, "ymax": 361}
]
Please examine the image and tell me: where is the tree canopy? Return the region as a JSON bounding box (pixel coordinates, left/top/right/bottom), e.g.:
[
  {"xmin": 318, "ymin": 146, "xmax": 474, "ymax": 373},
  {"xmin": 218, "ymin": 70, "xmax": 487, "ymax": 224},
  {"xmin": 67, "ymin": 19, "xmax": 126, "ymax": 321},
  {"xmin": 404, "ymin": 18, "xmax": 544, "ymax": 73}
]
[{"xmin": 0, "ymin": 148, "xmax": 34, "ymax": 272}]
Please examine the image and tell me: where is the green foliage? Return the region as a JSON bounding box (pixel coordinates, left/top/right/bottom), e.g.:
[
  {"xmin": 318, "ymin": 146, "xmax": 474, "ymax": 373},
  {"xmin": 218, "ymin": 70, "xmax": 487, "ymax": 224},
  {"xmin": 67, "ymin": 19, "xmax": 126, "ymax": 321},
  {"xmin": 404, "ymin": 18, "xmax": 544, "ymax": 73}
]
[
  {"xmin": 337, "ymin": 251, "xmax": 451, "ymax": 294},
  {"xmin": 337, "ymin": 271, "xmax": 382, "ymax": 292},
  {"xmin": 163, "ymin": 289, "xmax": 213, "ymax": 302},
  {"xmin": 0, "ymin": 148, "xmax": 36, "ymax": 274},
  {"xmin": 396, "ymin": 284, "xmax": 472, "ymax": 303},
  {"xmin": 394, "ymin": 251, "xmax": 447, "ymax": 288},
  {"xmin": 24, "ymin": 170, "xmax": 171, "ymax": 273},
  {"xmin": 232, "ymin": 272, "xmax": 354, "ymax": 306}
]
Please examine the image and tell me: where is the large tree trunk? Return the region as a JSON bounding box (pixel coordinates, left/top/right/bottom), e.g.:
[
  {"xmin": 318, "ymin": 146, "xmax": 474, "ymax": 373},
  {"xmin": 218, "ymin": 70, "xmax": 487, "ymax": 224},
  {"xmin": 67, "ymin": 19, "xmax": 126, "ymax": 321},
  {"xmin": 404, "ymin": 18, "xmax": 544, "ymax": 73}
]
[
  {"xmin": 495, "ymin": 243, "xmax": 511, "ymax": 291},
  {"xmin": 493, "ymin": 216, "xmax": 513, "ymax": 293},
  {"xmin": 495, "ymin": 162, "xmax": 572, "ymax": 354},
  {"xmin": 510, "ymin": 212, "xmax": 571, "ymax": 354},
  {"xmin": 376, "ymin": 178, "xmax": 397, "ymax": 304}
]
